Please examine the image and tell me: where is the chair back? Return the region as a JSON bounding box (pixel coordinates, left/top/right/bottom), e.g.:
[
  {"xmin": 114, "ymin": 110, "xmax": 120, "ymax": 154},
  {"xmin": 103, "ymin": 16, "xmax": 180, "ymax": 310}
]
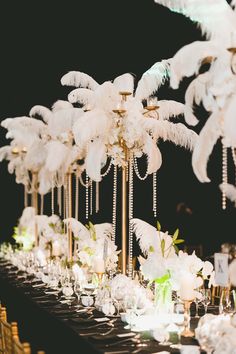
[{"xmin": 0, "ymin": 307, "xmax": 12, "ymax": 354}]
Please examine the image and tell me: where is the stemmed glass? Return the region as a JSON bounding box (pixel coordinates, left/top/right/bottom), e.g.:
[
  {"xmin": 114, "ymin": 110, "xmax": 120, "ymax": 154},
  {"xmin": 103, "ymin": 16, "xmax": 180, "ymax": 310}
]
[
  {"xmin": 219, "ymin": 288, "xmax": 236, "ymax": 314},
  {"xmin": 170, "ymin": 301, "xmax": 185, "ymax": 349},
  {"xmin": 194, "ymin": 291, "xmax": 202, "ymax": 318},
  {"xmin": 200, "ymin": 289, "xmax": 211, "ymax": 315},
  {"xmin": 123, "ymin": 294, "xmax": 138, "ymax": 330}
]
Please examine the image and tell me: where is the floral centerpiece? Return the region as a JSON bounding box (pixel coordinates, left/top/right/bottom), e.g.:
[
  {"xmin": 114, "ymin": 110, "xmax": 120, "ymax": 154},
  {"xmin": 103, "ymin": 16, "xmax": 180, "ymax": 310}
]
[
  {"xmin": 195, "ymin": 313, "xmax": 236, "ymax": 354},
  {"xmin": 12, "ymin": 207, "xmax": 37, "ymax": 251},
  {"xmin": 64, "ymin": 218, "xmax": 119, "ymax": 272},
  {"xmin": 132, "ymin": 218, "xmax": 214, "ymax": 313}
]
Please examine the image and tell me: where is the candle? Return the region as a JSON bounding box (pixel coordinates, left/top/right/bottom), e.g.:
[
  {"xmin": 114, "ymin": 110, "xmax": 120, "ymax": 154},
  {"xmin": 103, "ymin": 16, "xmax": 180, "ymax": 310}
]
[
  {"xmin": 179, "ymin": 273, "xmax": 195, "ymax": 301},
  {"xmin": 52, "ymin": 240, "xmax": 61, "ymax": 257},
  {"xmin": 93, "ymin": 258, "xmax": 105, "ymax": 273}
]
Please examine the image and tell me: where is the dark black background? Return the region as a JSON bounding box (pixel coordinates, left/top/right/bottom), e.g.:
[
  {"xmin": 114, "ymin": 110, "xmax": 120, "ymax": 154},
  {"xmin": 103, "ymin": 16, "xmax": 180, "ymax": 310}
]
[{"xmin": 0, "ymin": 0, "xmax": 235, "ymax": 256}]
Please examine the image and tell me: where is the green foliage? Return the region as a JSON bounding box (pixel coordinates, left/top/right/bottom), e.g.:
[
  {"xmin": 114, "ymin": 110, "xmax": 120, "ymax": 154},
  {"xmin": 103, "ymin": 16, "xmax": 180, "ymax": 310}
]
[
  {"xmin": 149, "ymin": 245, "xmax": 155, "ymax": 253},
  {"xmin": 161, "ymin": 238, "xmax": 165, "ymax": 257},
  {"xmin": 156, "ymin": 221, "xmax": 161, "ymax": 231}
]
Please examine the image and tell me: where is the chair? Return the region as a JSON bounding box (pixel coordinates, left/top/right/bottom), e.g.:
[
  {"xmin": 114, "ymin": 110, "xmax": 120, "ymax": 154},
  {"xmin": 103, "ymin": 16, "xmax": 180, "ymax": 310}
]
[{"xmin": 0, "ymin": 307, "xmax": 12, "ymax": 354}]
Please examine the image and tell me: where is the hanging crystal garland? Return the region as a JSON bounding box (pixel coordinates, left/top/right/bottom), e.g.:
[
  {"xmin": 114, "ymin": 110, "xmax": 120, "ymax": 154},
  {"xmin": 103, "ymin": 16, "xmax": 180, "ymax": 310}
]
[
  {"xmin": 101, "ymin": 159, "xmax": 113, "ymax": 177},
  {"xmin": 95, "ymin": 182, "xmax": 99, "ymax": 213},
  {"xmin": 222, "ymin": 139, "xmax": 228, "ymax": 210},
  {"xmin": 90, "ymin": 180, "xmax": 93, "ymax": 216},
  {"xmin": 112, "ymin": 164, "xmax": 117, "ymax": 243},
  {"xmin": 128, "ymin": 156, "xmax": 134, "ymax": 277},
  {"xmin": 153, "ymin": 172, "xmax": 157, "ymax": 218},
  {"xmin": 85, "ymin": 172, "xmax": 89, "ymax": 219},
  {"xmin": 75, "ymin": 174, "xmax": 79, "ymax": 220},
  {"xmin": 134, "ymin": 157, "xmax": 149, "ymax": 180}
]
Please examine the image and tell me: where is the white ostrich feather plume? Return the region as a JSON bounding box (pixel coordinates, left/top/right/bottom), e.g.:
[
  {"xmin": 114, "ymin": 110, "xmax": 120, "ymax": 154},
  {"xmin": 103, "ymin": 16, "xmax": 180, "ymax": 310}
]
[
  {"xmin": 219, "ymin": 183, "xmax": 236, "ymax": 205},
  {"xmin": 85, "ymin": 138, "xmax": 107, "ymax": 182},
  {"xmin": 61, "ymin": 71, "xmax": 99, "ymax": 90},
  {"xmin": 45, "ymin": 141, "xmax": 70, "ymax": 172},
  {"xmin": 19, "ymin": 207, "xmax": 36, "ymax": 226},
  {"xmin": 113, "ymin": 73, "xmax": 134, "ymax": 93},
  {"xmin": 154, "ymin": 0, "xmax": 236, "ymax": 44},
  {"xmin": 135, "ymin": 59, "xmax": 171, "ymax": 101},
  {"xmin": 143, "ymin": 133, "xmax": 162, "ymax": 174},
  {"xmin": 2, "ymin": 116, "xmax": 45, "ymax": 133},
  {"xmin": 47, "ymin": 107, "xmax": 84, "ymax": 138},
  {"xmin": 30, "ymin": 106, "xmax": 53, "ymax": 123},
  {"xmin": 94, "ymin": 82, "xmax": 119, "ymax": 112},
  {"xmin": 170, "ymin": 41, "xmax": 219, "ymax": 89},
  {"xmin": 72, "ymin": 108, "xmax": 111, "ymax": 147},
  {"xmin": 64, "ymin": 218, "xmax": 89, "ymax": 239},
  {"xmin": 143, "ymin": 119, "xmax": 197, "ymax": 151},
  {"xmin": 38, "ymin": 168, "xmax": 53, "ymax": 195},
  {"xmin": 157, "ymin": 100, "xmax": 184, "ymax": 120},
  {"xmin": 223, "ymin": 95, "xmax": 236, "ymax": 147},
  {"xmin": 131, "ymin": 218, "xmax": 162, "ymax": 255},
  {"xmin": 94, "ymin": 223, "xmax": 113, "ymax": 239},
  {"xmin": 68, "ymin": 88, "xmax": 95, "ymax": 106},
  {"xmin": 192, "ymin": 111, "xmax": 222, "ymax": 183},
  {"xmin": 0, "ymin": 146, "xmax": 12, "ymax": 162},
  {"xmin": 51, "ymin": 100, "xmax": 73, "ymax": 112},
  {"xmin": 24, "ymin": 140, "xmax": 47, "ymax": 171}
]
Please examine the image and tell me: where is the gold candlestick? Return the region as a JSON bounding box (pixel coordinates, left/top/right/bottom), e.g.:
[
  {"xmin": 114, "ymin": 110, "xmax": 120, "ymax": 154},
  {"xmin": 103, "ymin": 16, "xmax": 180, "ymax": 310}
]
[
  {"xmin": 67, "ymin": 172, "xmax": 73, "ymax": 262},
  {"xmin": 181, "ymin": 300, "xmax": 194, "ymax": 337}
]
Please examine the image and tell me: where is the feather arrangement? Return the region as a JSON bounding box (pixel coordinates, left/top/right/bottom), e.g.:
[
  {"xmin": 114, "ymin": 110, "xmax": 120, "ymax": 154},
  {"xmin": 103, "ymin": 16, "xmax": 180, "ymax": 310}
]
[
  {"xmin": 219, "ymin": 183, "xmax": 236, "ymax": 205},
  {"xmin": 135, "ymin": 59, "xmax": 171, "ymax": 101},
  {"xmin": 192, "ymin": 111, "xmax": 222, "ymax": 183},
  {"xmin": 61, "ymin": 71, "xmax": 99, "ymax": 90}
]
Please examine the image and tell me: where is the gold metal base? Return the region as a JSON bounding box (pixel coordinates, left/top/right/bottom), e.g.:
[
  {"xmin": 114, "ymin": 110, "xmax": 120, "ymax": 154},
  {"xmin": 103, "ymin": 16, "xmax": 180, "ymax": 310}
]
[
  {"xmin": 228, "ymin": 47, "xmax": 236, "ymax": 54},
  {"xmin": 144, "ymin": 105, "xmax": 159, "ymax": 111},
  {"xmin": 112, "ymin": 109, "xmax": 126, "ymax": 115},
  {"xmin": 181, "ymin": 300, "xmax": 194, "ymax": 338}
]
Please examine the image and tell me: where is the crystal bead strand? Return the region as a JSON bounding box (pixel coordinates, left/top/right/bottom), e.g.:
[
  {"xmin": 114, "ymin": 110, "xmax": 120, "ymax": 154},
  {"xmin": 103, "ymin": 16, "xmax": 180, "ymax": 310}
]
[
  {"xmin": 128, "ymin": 157, "xmax": 134, "ymax": 278},
  {"xmin": 101, "ymin": 159, "xmax": 112, "ymax": 177},
  {"xmin": 112, "ymin": 165, "xmax": 117, "ymax": 243},
  {"xmin": 86, "ymin": 172, "xmax": 89, "ymax": 219},
  {"xmin": 134, "ymin": 157, "xmax": 149, "ymax": 180},
  {"xmin": 75, "ymin": 174, "xmax": 79, "ymax": 220},
  {"xmin": 95, "ymin": 182, "xmax": 99, "ymax": 213},
  {"xmin": 222, "ymin": 140, "xmax": 228, "ymax": 210},
  {"xmin": 153, "ymin": 172, "xmax": 157, "ymax": 218},
  {"xmin": 90, "ymin": 180, "xmax": 93, "ymax": 215}
]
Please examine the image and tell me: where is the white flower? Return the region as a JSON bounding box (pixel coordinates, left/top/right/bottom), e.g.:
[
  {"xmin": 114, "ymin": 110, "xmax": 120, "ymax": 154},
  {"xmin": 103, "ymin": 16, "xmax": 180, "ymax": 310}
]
[{"xmin": 202, "ymin": 261, "xmax": 214, "ymax": 279}]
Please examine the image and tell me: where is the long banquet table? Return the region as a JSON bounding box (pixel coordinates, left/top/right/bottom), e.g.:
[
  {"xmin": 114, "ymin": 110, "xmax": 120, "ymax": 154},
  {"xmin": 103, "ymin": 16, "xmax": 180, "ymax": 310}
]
[{"xmin": 0, "ymin": 261, "xmax": 214, "ymax": 354}]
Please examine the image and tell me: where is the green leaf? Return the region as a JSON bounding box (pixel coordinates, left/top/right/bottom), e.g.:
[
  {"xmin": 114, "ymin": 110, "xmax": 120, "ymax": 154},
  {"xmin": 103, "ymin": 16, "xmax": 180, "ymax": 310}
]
[
  {"xmin": 154, "ymin": 273, "xmax": 170, "ymax": 284},
  {"xmin": 157, "ymin": 221, "xmax": 161, "ymax": 231},
  {"xmin": 161, "ymin": 238, "xmax": 165, "ymax": 256},
  {"xmin": 149, "ymin": 245, "xmax": 154, "ymax": 253},
  {"xmin": 172, "ymin": 228, "xmax": 179, "ymax": 241},
  {"xmin": 174, "ymin": 239, "xmax": 184, "ymax": 244},
  {"xmin": 174, "ymin": 245, "xmax": 179, "ymax": 254}
]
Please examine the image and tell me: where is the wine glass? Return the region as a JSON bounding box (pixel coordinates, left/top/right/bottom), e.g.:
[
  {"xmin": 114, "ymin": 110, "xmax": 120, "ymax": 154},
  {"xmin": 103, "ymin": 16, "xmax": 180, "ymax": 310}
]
[
  {"xmin": 194, "ymin": 291, "xmax": 202, "ymax": 318},
  {"xmin": 219, "ymin": 288, "xmax": 236, "ymax": 314},
  {"xmin": 200, "ymin": 288, "xmax": 211, "ymax": 315},
  {"xmin": 170, "ymin": 301, "xmax": 185, "ymax": 349},
  {"xmin": 123, "ymin": 294, "xmax": 138, "ymax": 330}
]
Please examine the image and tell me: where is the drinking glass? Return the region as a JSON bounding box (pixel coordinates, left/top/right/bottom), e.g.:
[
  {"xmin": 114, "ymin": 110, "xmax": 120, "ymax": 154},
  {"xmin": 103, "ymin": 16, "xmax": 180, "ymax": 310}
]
[{"xmin": 200, "ymin": 289, "xmax": 211, "ymax": 315}]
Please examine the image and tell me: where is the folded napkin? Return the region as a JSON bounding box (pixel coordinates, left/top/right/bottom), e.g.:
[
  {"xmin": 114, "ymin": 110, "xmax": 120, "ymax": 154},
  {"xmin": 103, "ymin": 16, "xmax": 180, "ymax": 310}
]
[{"xmin": 90, "ymin": 331, "xmax": 136, "ymax": 343}]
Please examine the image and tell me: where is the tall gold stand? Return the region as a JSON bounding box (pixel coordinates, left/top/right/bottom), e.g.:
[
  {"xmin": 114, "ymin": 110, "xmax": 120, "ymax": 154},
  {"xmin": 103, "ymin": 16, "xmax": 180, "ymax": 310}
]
[
  {"xmin": 181, "ymin": 300, "xmax": 194, "ymax": 337},
  {"xmin": 67, "ymin": 172, "xmax": 73, "ymax": 262},
  {"xmin": 121, "ymin": 162, "xmax": 127, "ymax": 274},
  {"xmin": 32, "ymin": 172, "xmax": 39, "ymax": 247}
]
